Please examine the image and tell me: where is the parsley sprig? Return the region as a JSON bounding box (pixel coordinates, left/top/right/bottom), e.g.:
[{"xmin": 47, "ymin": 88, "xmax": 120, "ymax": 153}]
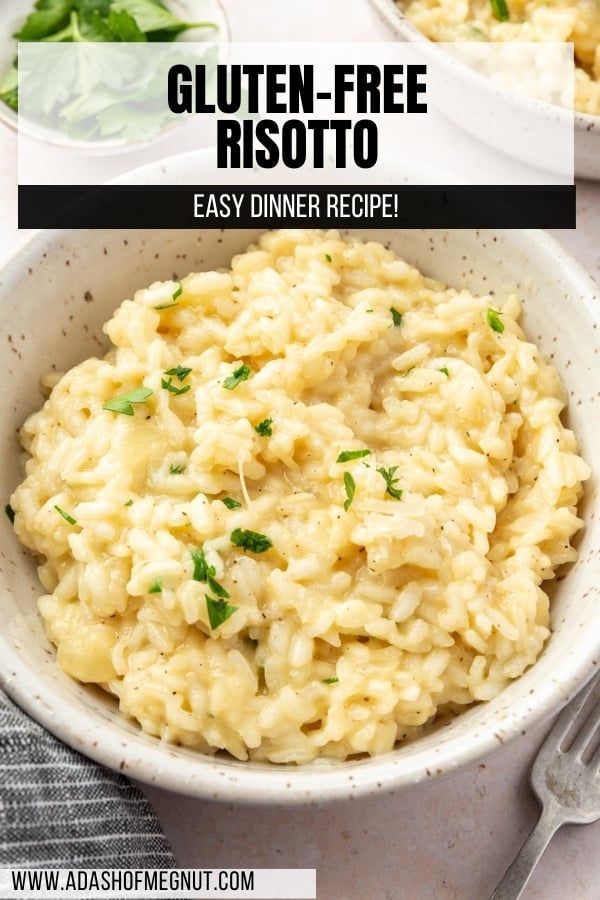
[
  {"xmin": 255, "ymin": 418, "xmax": 273, "ymax": 437},
  {"xmin": 223, "ymin": 364, "xmax": 250, "ymax": 390},
  {"xmin": 164, "ymin": 365, "xmax": 192, "ymax": 382},
  {"xmin": 230, "ymin": 528, "xmax": 272, "ymax": 554},
  {"xmin": 205, "ymin": 594, "xmax": 238, "ymax": 631},
  {"xmin": 221, "ymin": 497, "xmax": 242, "ymax": 509},
  {"xmin": 343, "ymin": 472, "xmax": 356, "ymax": 511},
  {"xmin": 161, "ymin": 377, "xmax": 191, "ymax": 396},
  {"xmin": 377, "ymin": 466, "xmax": 403, "ymax": 501},
  {"xmin": 487, "ymin": 308, "xmax": 505, "ymax": 334},
  {"xmin": 103, "ymin": 386, "xmax": 152, "ymax": 416},
  {"xmin": 336, "ymin": 449, "xmax": 371, "ymax": 463},
  {"xmin": 191, "ymin": 548, "xmax": 230, "ymax": 598}
]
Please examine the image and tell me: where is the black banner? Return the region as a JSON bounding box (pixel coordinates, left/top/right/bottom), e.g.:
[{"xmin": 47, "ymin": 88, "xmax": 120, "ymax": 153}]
[{"xmin": 18, "ymin": 185, "xmax": 576, "ymax": 229}]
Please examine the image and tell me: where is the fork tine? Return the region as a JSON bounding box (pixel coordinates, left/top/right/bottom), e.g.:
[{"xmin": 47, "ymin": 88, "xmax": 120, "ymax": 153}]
[
  {"xmin": 569, "ymin": 695, "xmax": 600, "ymax": 759},
  {"xmin": 540, "ymin": 671, "xmax": 600, "ymax": 752}
]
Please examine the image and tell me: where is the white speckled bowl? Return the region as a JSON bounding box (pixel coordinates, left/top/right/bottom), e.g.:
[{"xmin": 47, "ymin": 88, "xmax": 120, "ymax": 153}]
[
  {"xmin": 0, "ymin": 198, "xmax": 599, "ymax": 803},
  {"xmin": 368, "ymin": 0, "xmax": 600, "ymax": 181}
]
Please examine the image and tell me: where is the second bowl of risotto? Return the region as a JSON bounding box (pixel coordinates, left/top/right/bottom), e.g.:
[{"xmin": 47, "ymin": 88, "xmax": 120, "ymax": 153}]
[{"xmin": 0, "ymin": 211, "xmax": 599, "ymax": 800}]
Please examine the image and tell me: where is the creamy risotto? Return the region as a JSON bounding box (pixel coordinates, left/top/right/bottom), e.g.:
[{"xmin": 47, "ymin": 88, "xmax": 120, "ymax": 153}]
[
  {"xmin": 9, "ymin": 230, "xmax": 589, "ymax": 764},
  {"xmin": 399, "ymin": 0, "xmax": 600, "ymax": 116}
]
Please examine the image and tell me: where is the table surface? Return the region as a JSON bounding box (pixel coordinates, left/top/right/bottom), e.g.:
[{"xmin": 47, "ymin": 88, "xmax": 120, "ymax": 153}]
[{"xmin": 1, "ymin": 1, "xmax": 599, "ymax": 897}]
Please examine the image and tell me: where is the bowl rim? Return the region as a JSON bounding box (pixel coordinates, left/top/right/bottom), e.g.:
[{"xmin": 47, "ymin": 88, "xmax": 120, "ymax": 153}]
[
  {"xmin": 0, "ymin": 223, "xmax": 599, "ymax": 804},
  {"xmin": 367, "ymin": 0, "xmax": 600, "ymax": 133}
]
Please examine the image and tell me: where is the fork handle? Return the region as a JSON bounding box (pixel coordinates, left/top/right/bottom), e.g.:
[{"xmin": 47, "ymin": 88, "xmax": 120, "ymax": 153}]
[{"xmin": 490, "ymin": 804, "xmax": 562, "ymax": 900}]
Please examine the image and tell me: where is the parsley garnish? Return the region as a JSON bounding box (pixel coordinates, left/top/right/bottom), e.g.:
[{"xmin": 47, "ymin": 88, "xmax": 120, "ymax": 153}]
[
  {"xmin": 255, "ymin": 418, "xmax": 273, "ymax": 437},
  {"xmin": 169, "ymin": 463, "xmax": 186, "ymax": 474},
  {"xmin": 223, "ymin": 364, "xmax": 251, "ymax": 390},
  {"xmin": 343, "ymin": 472, "xmax": 356, "ymax": 511},
  {"xmin": 490, "ymin": 0, "xmax": 509, "ymax": 20},
  {"xmin": 148, "ymin": 579, "xmax": 162, "ymax": 594},
  {"xmin": 230, "ymin": 528, "xmax": 273, "ymax": 554},
  {"xmin": 103, "ymin": 386, "xmax": 153, "ymax": 416},
  {"xmin": 439, "ymin": 367, "xmax": 449, "ymax": 377},
  {"xmin": 390, "ymin": 307, "xmax": 403, "ymax": 327},
  {"xmin": 124, "ymin": 499, "xmax": 134, "ymax": 507},
  {"xmin": 164, "ymin": 365, "xmax": 192, "ymax": 382},
  {"xmin": 321, "ymin": 677, "xmax": 339, "ymax": 684},
  {"xmin": 221, "ymin": 497, "xmax": 242, "ymax": 509},
  {"xmin": 487, "ymin": 308, "xmax": 505, "ymax": 334},
  {"xmin": 161, "ymin": 377, "xmax": 191, "ymax": 396},
  {"xmin": 325, "ymin": 253, "xmax": 332, "ymax": 263},
  {"xmin": 336, "ymin": 449, "xmax": 371, "ymax": 463},
  {"xmin": 5, "ymin": 504, "xmax": 15, "ymax": 524},
  {"xmin": 377, "ymin": 466, "xmax": 403, "ymax": 500},
  {"xmin": 205, "ymin": 594, "xmax": 238, "ymax": 631},
  {"xmin": 54, "ymin": 505, "xmax": 77, "ymax": 525},
  {"xmin": 190, "ymin": 548, "xmax": 230, "ymax": 598}
]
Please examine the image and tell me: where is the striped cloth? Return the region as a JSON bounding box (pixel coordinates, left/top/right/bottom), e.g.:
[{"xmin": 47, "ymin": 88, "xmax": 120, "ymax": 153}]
[{"xmin": 0, "ymin": 690, "xmax": 176, "ymax": 868}]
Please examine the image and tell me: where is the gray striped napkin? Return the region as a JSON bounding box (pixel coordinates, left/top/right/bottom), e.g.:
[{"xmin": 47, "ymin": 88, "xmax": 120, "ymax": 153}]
[{"xmin": 0, "ymin": 690, "xmax": 176, "ymax": 868}]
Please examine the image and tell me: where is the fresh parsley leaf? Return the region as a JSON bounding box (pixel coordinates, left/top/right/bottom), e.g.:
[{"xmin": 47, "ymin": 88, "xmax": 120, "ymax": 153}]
[
  {"xmin": 325, "ymin": 253, "xmax": 332, "ymax": 263},
  {"xmin": 103, "ymin": 386, "xmax": 153, "ymax": 415},
  {"xmin": 336, "ymin": 449, "xmax": 371, "ymax": 463},
  {"xmin": 255, "ymin": 418, "xmax": 273, "ymax": 437},
  {"xmin": 343, "ymin": 472, "xmax": 356, "ymax": 511},
  {"xmin": 390, "ymin": 307, "xmax": 403, "ymax": 327},
  {"xmin": 0, "ymin": 66, "xmax": 18, "ymax": 112},
  {"xmin": 490, "ymin": 0, "xmax": 509, "ymax": 20},
  {"xmin": 230, "ymin": 528, "xmax": 272, "ymax": 554},
  {"xmin": 190, "ymin": 548, "xmax": 230, "ymax": 598},
  {"xmin": 221, "ymin": 497, "xmax": 242, "ymax": 509},
  {"xmin": 321, "ymin": 676, "xmax": 339, "ymax": 684},
  {"xmin": 223, "ymin": 364, "xmax": 250, "ymax": 390},
  {"xmin": 487, "ymin": 308, "xmax": 505, "ymax": 334},
  {"xmin": 5, "ymin": 504, "xmax": 15, "ymax": 524},
  {"xmin": 111, "ymin": 0, "xmax": 211, "ymax": 35},
  {"xmin": 14, "ymin": 2, "xmax": 74, "ymax": 41},
  {"xmin": 377, "ymin": 466, "xmax": 403, "ymax": 501},
  {"xmin": 54, "ymin": 504, "xmax": 77, "ymax": 525},
  {"xmin": 148, "ymin": 578, "xmax": 162, "ymax": 593},
  {"xmin": 161, "ymin": 377, "xmax": 191, "ymax": 396},
  {"xmin": 124, "ymin": 499, "xmax": 134, "ymax": 507},
  {"xmin": 164, "ymin": 365, "xmax": 192, "ymax": 382},
  {"xmin": 439, "ymin": 367, "xmax": 449, "ymax": 377},
  {"xmin": 205, "ymin": 594, "xmax": 238, "ymax": 631},
  {"xmin": 107, "ymin": 8, "xmax": 147, "ymax": 41},
  {"xmin": 169, "ymin": 463, "xmax": 186, "ymax": 474}
]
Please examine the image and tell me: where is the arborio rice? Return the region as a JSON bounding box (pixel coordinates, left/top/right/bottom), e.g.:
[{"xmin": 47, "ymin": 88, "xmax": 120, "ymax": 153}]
[
  {"xmin": 10, "ymin": 230, "xmax": 590, "ymax": 764},
  {"xmin": 399, "ymin": 0, "xmax": 600, "ymax": 116}
]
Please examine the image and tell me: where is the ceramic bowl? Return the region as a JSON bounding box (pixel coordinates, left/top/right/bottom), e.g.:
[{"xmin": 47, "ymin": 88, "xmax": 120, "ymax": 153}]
[
  {"xmin": 368, "ymin": 0, "xmax": 600, "ymax": 181},
  {"xmin": 0, "ymin": 0, "xmax": 229, "ymax": 151},
  {"xmin": 0, "ymin": 164, "xmax": 599, "ymax": 802}
]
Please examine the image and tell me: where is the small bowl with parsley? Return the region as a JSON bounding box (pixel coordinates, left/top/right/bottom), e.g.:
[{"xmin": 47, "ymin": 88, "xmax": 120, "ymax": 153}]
[{"xmin": 0, "ymin": 0, "xmax": 229, "ymax": 148}]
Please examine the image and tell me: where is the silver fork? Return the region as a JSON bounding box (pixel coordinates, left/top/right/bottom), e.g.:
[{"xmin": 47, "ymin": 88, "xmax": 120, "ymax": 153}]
[{"xmin": 491, "ymin": 671, "xmax": 600, "ymax": 900}]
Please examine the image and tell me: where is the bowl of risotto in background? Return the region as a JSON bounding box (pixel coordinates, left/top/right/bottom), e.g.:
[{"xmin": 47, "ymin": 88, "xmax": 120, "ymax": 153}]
[
  {"xmin": 369, "ymin": 0, "xmax": 600, "ymax": 181},
  {"xmin": 0, "ymin": 163, "xmax": 599, "ymax": 803}
]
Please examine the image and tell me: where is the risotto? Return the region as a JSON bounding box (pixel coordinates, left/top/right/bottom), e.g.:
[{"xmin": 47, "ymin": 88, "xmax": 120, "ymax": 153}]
[
  {"xmin": 399, "ymin": 0, "xmax": 600, "ymax": 116},
  {"xmin": 9, "ymin": 230, "xmax": 589, "ymax": 764}
]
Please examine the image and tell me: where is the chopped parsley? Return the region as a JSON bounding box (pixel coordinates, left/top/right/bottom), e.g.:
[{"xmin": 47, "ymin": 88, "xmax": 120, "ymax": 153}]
[
  {"xmin": 54, "ymin": 505, "xmax": 77, "ymax": 525},
  {"xmin": 230, "ymin": 528, "xmax": 272, "ymax": 554},
  {"xmin": 487, "ymin": 308, "xmax": 505, "ymax": 334},
  {"xmin": 490, "ymin": 0, "xmax": 509, "ymax": 21},
  {"xmin": 223, "ymin": 364, "xmax": 251, "ymax": 390},
  {"xmin": 103, "ymin": 386, "xmax": 153, "ymax": 416},
  {"xmin": 124, "ymin": 499, "xmax": 134, "ymax": 507},
  {"xmin": 148, "ymin": 579, "xmax": 162, "ymax": 594},
  {"xmin": 155, "ymin": 282, "xmax": 182, "ymax": 310},
  {"xmin": 169, "ymin": 463, "xmax": 186, "ymax": 474},
  {"xmin": 190, "ymin": 548, "xmax": 230, "ymax": 598},
  {"xmin": 336, "ymin": 449, "xmax": 371, "ymax": 463},
  {"xmin": 325, "ymin": 253, "xmax": 332, "ymax": 263},
  {"xmin": 343, "ymin": 472, "xmax": 356, "ymax": 511},
  {"xmin": 5, "ymin": 504, "xmax": 15, "ymax": 524},
  {"xmin": 321, "ymin": 676, "xmax": 339, "ymax": 684},
  {"xmin": 161, "ymin": 377, "xmax": 191, "ymax": 396},
  {"xmin": 390, "ymin": 307, "xmax": 403, "ymax": 327},
  {"xmin": 221, "ymin": 497, "xmax": 242, "ymax": 509},
  {"xmin": 439, "ymin": 367, "xmax": 449, "ymax": 377},
  {"xmin": 164, "ymin": 365, "xmax": 192, "ymax": 382},
  {"xmin": 255, "ymin": 418, "xmax": 273, "ymax": 437},
  {"xmin": 377, "ymin": 466, "xmax": 403, "ymax": 501},
  {"xmin": 206, "ymin": 594, "xmax": 238, "ymax": 631}
]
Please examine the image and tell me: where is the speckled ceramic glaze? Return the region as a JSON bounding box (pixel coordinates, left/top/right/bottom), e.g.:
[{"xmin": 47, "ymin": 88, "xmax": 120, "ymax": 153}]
[
  {"xmin": 0, "ymin": 198, "xmax": 599, "ymax": 802},
  {"xmin": 369, "ymin": 0, "xmax": 600, "ymax": 181}
]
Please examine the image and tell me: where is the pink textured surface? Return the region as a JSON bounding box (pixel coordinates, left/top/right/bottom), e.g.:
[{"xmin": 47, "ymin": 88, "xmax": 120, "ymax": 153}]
[{"xmin": 0, "ymin": 1, "xmax": 598, "ymax": 894}]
